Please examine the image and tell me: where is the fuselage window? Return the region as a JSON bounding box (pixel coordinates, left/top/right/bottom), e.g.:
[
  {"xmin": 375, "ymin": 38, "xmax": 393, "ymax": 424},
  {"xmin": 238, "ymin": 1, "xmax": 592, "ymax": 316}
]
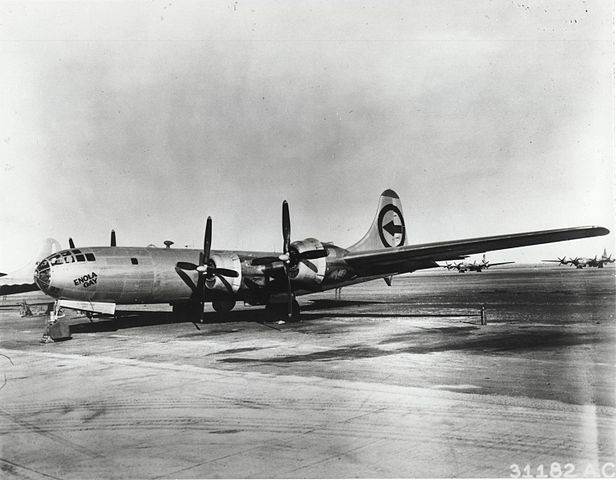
[
  {"xmin": 131, "ymin": 258, "xmax": 138, "ymax": 265},
  {"xmin": 75, "ymin": 254, "xmax": 85, "ymax": 262},
  {"xmin": 85, "ymin": 253, "xmax": 96, "ymax": 262}
]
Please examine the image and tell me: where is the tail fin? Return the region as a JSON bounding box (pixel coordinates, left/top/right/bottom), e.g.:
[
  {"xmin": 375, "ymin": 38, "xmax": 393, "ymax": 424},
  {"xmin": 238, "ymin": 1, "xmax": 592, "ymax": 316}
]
[{"xmin": 348, "ymin": 189, "xmax": 406, "ymax": 252}]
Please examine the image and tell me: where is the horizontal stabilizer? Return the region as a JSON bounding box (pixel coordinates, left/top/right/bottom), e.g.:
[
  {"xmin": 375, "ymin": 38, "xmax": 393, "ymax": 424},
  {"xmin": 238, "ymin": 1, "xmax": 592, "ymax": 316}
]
[{"xmin": 0, "ymin": 283, "xmax": 39, "ymax": 296}]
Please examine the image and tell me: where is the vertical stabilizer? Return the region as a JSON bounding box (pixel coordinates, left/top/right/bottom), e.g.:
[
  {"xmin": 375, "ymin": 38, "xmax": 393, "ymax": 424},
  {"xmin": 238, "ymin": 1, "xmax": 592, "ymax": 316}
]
[{"xmin": 347, "ymin": 189, "xmax": 406, "ymax": 252}]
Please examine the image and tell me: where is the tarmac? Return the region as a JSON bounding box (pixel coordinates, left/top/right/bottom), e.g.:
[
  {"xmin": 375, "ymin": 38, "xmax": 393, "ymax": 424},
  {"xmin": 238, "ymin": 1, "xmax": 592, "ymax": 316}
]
[{"xmin": 0, "ymin": 265, "xmax": 614, "ymax": 478}]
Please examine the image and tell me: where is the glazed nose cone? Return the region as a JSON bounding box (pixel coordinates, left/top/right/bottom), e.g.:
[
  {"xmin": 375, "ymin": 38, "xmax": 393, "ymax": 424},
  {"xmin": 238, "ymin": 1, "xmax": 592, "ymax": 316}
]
[{"xmin": 33, "ymin": 258, "xmax": 52, "ymax": 293}]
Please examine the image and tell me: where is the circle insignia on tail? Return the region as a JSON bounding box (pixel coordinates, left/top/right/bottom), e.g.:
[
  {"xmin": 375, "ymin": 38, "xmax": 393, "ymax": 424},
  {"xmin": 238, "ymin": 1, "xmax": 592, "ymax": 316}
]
[{"xmin": 378, "ymin": 204, "xmax": 405, "ymax": 247}]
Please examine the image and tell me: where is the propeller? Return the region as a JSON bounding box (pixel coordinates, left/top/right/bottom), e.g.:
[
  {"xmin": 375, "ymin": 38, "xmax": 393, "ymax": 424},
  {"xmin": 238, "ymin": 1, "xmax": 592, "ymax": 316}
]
[
  {"xmin": 251, "ymin": 200, "xmax": 328, "ymax": 319},
  {"xmin": 281, "ymin": 201, "xmax": 294, "ymax": 318},
  {"xmin": 174, "ymin": 217, "xmax": 239, "ymax": 320}
]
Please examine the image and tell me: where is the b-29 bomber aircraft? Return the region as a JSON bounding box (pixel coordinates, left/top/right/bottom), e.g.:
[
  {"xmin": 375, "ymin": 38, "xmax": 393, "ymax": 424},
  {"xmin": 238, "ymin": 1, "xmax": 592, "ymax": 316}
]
[
  {"xmin": 33, "ymin": 190, "xmax": 609, "ymax": 322},
  {"xmin": 542, "ymin": 249, "xmax": 615, "ymax": 269},
  {"xmin": 442, "ymin": 254, "xmax": 514, "ymax": 273}
]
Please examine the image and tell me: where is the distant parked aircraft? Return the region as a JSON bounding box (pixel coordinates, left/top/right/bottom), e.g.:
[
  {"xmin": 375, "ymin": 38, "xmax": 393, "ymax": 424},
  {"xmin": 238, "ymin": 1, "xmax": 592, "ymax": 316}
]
[
  {"xmin": 542, "ymin": 249, "xmax": 615, "ymax": 269},
  {"xmin": 542, "ymin": 256, "xmax": 573, "ymax": 266},
  {"xmin": 443, "ymin": 254, "xmax": 514, "ymax": 273}
]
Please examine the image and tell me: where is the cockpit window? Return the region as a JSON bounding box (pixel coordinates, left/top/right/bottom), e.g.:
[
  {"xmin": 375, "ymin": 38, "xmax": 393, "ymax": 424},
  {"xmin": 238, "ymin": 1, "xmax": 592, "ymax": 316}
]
[
  {"xmin": 50, "ymin": 254, "xmax": 63, "ymax": 265},
  {"xmin": 72, "ymin": 249, "xmax": 82, "ymax": 254},
  {"xmin": 75, "ymin": 254, "xmax": 85, "ymax": 262},
  {"xmin": 85, "ymin": 253, "xmax": 96, "ymax": 262},
  {"xmin": 59, "ymin": 251, "xmax": 75, "ymax": 263}
]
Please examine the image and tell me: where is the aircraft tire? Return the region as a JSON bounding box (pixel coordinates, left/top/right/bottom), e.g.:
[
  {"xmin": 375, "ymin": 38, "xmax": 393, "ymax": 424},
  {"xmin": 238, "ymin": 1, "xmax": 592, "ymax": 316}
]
[{"xmin": 212, "ymin": 299, "xmax": 236, "ymax": 313}]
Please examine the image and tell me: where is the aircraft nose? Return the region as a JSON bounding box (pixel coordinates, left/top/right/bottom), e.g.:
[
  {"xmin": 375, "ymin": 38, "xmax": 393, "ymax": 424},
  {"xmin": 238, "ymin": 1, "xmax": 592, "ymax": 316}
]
[{"xmin": 34, "ymin": 258, "xmax": 52, "ymax": 293}]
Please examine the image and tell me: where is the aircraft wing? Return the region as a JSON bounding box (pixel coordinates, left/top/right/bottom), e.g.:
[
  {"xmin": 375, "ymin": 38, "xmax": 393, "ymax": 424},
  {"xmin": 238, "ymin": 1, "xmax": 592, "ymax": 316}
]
[
  {"xmin": 343, "ymin": 226, "xmax": 609, "ymax": 273},
  {"xmin": 487, "ymin": 262, "xmax": 515, "ymax": 267}
]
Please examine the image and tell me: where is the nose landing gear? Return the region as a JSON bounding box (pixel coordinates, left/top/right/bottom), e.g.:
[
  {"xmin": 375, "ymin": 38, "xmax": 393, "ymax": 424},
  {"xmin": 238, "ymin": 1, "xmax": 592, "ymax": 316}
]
[{"xmin": 40, "ymin": 301, "xmax": 71, "ymax": 343}]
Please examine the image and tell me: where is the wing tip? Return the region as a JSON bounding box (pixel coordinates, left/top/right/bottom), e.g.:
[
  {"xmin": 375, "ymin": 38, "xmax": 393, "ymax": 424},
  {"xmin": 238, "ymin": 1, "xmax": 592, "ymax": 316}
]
[{"xmin": 587, "ymin": 226, "xmax": 610, "ymax": 236}]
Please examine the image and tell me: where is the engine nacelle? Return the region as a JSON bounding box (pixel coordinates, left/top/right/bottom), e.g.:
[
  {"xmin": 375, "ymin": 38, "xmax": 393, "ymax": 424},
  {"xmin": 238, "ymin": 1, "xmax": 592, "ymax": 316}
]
[
  {"xmin": 288, "ymin": 238, "xmax": 327, "ymax": 289},
  {"xmin": 206, "ymin": 253, "xmax": 242, "ymax": 293}
]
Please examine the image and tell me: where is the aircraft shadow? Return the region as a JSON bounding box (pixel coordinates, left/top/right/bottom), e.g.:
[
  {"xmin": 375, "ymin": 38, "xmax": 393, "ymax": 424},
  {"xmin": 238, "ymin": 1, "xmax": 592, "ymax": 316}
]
[
  {"xmin": 68, "ymin": 308, "xmax": 288, "ymax": 334},
  {"xmin": 68, "ymin": 302, "xmax": 483, "ymax": 334},
  {"xmin": 302, "ymin": 299, "xmax": 384, "ymax": 310}
]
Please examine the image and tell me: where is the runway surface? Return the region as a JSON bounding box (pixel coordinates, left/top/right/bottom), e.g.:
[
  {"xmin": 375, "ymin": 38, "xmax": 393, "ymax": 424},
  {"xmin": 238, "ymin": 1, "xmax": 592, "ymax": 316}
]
[{"xmin": 0, "ymin": 266, "xmax": 614, "ymax": 478}]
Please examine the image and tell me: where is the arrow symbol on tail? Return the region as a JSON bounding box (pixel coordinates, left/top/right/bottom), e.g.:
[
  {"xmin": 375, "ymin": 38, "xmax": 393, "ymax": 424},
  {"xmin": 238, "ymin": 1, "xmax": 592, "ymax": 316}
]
[{"xmin": 383, "ymin": 221, "xmax": 403, "ymax": 236}]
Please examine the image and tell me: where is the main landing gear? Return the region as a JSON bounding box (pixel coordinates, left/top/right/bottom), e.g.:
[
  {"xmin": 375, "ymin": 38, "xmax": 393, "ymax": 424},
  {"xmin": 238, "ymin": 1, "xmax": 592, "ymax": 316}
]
[
  {"xmin": 172, "ymin": 299, "xmax": 237, "ymax": 324},
  {"xmin": 265, "ymin": 299, "xmax": 300, "ymax": 323}
]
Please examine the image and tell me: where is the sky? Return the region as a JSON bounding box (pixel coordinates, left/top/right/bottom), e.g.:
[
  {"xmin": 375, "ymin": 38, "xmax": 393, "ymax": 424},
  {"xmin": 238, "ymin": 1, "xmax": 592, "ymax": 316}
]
[{"xmin": 0, "ymin": 0, "xmax": 614, "ymax": 271}]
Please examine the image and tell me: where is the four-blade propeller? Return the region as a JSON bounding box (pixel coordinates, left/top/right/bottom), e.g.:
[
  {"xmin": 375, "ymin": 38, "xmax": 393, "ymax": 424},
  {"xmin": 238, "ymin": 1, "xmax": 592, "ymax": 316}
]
[
  {"xmin": 251, "ymin": 200, "xmax": 328, "ymax": 318},
  {"xmin": 557, "ymin": 256, "xmax": 569, "ymax": 265},
  {"xmin": 174, "ymin": 217, "xmax": 239, "ymax": 317}
]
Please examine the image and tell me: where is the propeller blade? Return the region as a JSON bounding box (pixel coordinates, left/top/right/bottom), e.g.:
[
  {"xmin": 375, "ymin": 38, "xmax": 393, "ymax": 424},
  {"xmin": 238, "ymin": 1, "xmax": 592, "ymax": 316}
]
[
  {"xmin": 203, "ymin": 217, "xmax": 212, "ymax": 266},
  {"xmin": 197, "ymin": 270, "xmax": 205, "ymax": 301},
  {"xmin": 299, "ymin": 249, "xmax": 328, "ymax": 260},
  {"xmin": 111, "ymin": 230, "xmax": 116, "ymax": 247},
  {"xmin": 251, "ymin": 256, "xmax": 280, "ymax": 266},
  {"xmin": 210, "ymin": 267, "xmax": 239, "ymax": 278},
  {"xmin": 301, "ymin": 259, "xmax": 318, "ymax": 273},
  {"xmin": 282, "ymin": 200, "xmax": 290, "ymax": 254},
  {"xmin": 174, "ymin": 266, "xmax": 198, "ymax": 293},
  {"xmin": 68, "ymin": 238, "xmax": 75, "ymax": 249},
  {"xmin": 176, "ymin": 262, "xmax": 198, "ymax": 271},
  {"xmin": 284, "ymin": 264, "xmax": 293, "ymax": 319}
]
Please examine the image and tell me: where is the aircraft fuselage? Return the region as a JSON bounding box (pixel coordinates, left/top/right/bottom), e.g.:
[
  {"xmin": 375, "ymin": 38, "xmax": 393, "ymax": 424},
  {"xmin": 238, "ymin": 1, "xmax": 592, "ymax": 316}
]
[{"xmin": 33, "ymin": 244, "xmax": 374, "ymax": 307}]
